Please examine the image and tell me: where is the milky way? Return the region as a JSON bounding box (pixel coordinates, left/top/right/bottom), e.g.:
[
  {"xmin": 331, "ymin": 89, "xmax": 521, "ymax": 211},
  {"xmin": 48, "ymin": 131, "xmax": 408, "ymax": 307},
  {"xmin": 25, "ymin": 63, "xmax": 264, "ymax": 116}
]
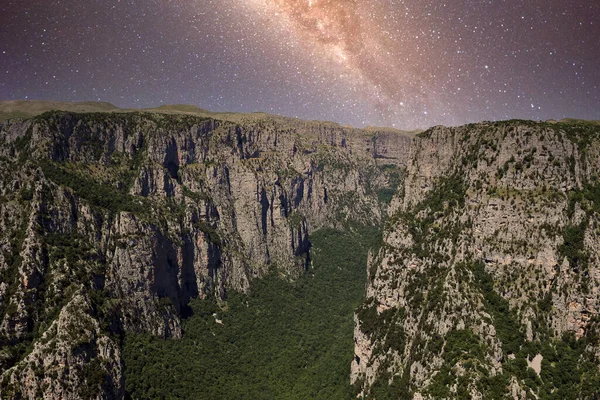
[
  {"xmin": 1, "ymin": 0, "xmax": 599, "ymax": 129},
  {"xmin": 251, "ymin": 0, "xmax": 434, "ymax": 124}
]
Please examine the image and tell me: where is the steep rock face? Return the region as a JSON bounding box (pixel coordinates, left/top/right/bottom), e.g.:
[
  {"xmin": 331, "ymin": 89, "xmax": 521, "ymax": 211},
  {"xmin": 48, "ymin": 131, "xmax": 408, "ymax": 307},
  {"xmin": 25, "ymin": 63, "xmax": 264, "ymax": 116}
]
[
  {"xmin": 352, "ymin": 120, "xmax": 600, "ymax": 399},
  {"xmin": 1, "ymin": 293, "xmax": 123, "ymax": 399},
  {"xmin": 0, "ymin": 111, "xmax": 409, "ymax": 398}
]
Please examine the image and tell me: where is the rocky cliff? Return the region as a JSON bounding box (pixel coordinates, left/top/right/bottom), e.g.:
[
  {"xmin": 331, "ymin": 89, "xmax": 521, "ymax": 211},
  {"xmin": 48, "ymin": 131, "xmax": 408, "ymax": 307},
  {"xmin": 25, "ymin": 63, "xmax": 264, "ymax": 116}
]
[
  {"xmin": 352, "ymin": 120, "xmax": 600, "ymax": 399},
  {"xmin": 3, "ymin": 109, "xmax": 599, "ymax": 399},
  {"xmin": 0, "ymin": 110, "xmax": 410, "ymax": 399}
]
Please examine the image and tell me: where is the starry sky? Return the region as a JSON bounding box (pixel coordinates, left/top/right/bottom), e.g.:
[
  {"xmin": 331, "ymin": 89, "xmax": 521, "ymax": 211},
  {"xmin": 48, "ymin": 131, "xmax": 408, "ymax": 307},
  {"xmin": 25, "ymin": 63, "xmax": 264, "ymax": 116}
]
[{"xmin": 1, "ymin": 0, "xmax": 599, "ymax": 129}]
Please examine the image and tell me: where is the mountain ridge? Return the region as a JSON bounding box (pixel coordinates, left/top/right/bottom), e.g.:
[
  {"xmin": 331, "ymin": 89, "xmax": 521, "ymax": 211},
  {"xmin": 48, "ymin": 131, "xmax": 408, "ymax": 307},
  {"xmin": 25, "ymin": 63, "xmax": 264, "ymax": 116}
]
[{"xmin": 0, "ymin": 100, "xmax": 423, "ymax": 135}]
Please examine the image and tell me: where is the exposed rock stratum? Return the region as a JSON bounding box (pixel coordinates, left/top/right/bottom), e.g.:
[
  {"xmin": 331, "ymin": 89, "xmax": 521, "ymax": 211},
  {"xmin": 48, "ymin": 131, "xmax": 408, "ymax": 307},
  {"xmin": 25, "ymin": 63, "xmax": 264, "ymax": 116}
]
[
  {"xmin": 0, "ymin": 109, "xmax": 408, "ymax": 398},
  {"xmin": 352, "ymin": 120, "xmax": 600, "ymax": 399}
]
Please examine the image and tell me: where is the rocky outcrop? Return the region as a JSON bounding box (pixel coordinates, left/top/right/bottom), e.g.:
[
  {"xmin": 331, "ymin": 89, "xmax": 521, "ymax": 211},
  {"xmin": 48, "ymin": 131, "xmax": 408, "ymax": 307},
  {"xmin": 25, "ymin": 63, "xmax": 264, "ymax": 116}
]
[
  {"xmin": 352, "ymin": 120, "xmax": 600, "ymax": 399},
  {"xmin": 1, "ymin": 293, "xmax": 123, "ymax": 399},
  {"xmin": 0, "ymin": 111, "xmax": 409, "ymax": 398}
]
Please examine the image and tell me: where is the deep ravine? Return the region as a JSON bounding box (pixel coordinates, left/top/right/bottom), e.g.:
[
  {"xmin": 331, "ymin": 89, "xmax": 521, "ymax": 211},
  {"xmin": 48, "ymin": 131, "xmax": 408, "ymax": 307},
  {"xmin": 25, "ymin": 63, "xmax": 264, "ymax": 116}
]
[
  {"xmin": 2, "ymin": 108, "xmax": 600, "ymax": 399},
  {"xmin": 0, "ymin": 110, "xmax": 406, "ymax": 399},
  {"xmin": 123, "ymin": 227, "xmax": 379, "ymax": 399}
]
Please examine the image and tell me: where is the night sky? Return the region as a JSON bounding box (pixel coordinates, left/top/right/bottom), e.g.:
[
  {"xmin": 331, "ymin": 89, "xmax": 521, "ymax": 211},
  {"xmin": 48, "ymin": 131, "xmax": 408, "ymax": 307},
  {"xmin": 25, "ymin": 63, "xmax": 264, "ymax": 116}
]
[{"xmin": 1, "ymin": 0, "xmax": 599, "ymax": 130}]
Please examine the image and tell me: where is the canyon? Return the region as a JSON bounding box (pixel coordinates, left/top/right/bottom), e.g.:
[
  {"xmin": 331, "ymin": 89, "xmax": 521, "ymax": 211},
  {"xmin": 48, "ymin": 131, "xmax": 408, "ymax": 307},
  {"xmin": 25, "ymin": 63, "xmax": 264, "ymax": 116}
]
[{"xmin": 0, "ymin": 103, "xmax": 599, "ymax": 399}]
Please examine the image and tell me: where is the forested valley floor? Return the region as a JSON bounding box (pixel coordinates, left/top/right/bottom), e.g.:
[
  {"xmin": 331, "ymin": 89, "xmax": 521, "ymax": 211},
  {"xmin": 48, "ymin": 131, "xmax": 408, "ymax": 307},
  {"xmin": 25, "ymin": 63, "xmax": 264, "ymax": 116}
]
[{"xmin": 124, "ymin": 227, "xmax": 379, "ymax": 399}]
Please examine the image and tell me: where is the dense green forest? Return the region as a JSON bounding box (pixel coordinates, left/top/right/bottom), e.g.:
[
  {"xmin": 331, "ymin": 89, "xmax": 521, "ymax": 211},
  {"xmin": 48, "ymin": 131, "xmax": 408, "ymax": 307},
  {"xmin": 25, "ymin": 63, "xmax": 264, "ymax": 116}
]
[{"xmin": 123, "ymin": 227, "xmax": 380, "ymax": 399}]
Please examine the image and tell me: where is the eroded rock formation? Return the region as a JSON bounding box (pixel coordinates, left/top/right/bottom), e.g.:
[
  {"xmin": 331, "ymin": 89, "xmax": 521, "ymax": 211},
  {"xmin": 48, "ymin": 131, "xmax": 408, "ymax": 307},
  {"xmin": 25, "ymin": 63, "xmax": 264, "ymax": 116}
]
[{"xmin": 0, "ymin": 110, "xmax": 409, "ymax": 398}]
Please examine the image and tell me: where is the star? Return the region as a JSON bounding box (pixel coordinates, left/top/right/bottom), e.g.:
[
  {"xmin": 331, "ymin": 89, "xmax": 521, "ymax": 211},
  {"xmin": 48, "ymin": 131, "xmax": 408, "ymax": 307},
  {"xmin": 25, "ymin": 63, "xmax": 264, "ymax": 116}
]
[{"xmin": 0, "ymin": 0, "xmax": 598, "ymax": 129}]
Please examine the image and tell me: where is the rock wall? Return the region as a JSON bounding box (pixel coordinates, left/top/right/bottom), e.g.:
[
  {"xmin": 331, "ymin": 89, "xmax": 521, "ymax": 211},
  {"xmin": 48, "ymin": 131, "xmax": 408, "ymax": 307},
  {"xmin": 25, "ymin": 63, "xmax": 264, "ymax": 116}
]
[
  {"xmin": 0, "ymin": 111, "xmax": 410, "ymax": 398},
  {"xmin": 352, "ymin": 120, "xmax": 600, "ymax": 399}
]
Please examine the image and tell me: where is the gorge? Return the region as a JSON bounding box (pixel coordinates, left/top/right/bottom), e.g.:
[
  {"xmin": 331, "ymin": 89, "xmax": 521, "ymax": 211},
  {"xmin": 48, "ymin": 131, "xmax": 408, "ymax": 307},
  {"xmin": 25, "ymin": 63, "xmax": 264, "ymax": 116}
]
[{"xmin": 0, "ymin": 103, "xmax": 599, "ymax": 399}]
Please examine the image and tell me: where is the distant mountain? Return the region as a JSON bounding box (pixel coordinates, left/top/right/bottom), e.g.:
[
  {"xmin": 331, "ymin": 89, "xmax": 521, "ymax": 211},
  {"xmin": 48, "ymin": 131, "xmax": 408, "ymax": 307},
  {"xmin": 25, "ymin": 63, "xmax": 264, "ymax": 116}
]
[
  {"xmin": 0, "ymin": 100, "xmax": 329, "ymax": 127},
  {"xmin": 0, "ymin": 100, "xmax": 121, "ymax": 120}
]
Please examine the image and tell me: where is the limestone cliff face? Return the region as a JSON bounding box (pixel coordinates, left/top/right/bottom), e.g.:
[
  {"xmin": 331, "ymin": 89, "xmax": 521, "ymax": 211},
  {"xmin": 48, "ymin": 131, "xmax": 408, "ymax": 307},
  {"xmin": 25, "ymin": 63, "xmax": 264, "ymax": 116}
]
[
  {"xmin": 8, "ymin": 111, "xmax": 599, "ymax": 399},
  {"xmin": 0, "ymin": 111, "xmax": 409, "ymax": 398},
  {"xmin": 352, "ymin": 120, "xmax": 600, "ymax": 399}
]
